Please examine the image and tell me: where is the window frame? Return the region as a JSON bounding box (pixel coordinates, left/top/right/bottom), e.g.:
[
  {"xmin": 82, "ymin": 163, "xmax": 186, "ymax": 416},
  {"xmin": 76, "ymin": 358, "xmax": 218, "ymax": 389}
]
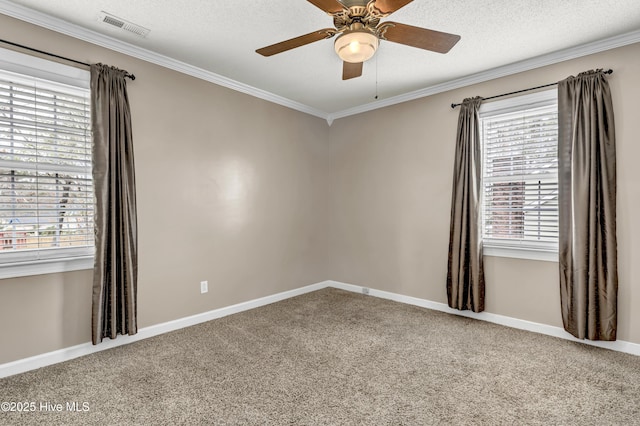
[
  {"xmin": 0, "ymin": 47, "xmax": 93, "ymax": 279},
  {"xmin": 479, "ymin": 89, "xmax": 559, "ymax": 263}
]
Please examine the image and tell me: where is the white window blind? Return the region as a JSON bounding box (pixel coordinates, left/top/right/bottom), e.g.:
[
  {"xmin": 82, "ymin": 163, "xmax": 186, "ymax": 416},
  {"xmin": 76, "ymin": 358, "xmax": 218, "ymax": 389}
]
[
  {"xmin": 0, "ymin": 68, "xmax": 94, "ymax": 266},
  {"xmin": 480, "ymin": 90, "xmax": 558, "ymax": 258}
]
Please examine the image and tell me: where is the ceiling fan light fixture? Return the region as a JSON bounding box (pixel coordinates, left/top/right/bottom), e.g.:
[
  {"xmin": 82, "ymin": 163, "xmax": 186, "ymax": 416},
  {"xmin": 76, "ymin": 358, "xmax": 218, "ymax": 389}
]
[{"xmin": 334, "ymin": 30, "xmax": 378, "ymax": 63}]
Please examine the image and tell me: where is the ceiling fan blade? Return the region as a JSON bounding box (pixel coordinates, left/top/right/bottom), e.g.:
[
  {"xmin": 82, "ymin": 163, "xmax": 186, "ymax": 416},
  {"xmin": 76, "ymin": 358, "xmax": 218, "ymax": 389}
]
[
  {"xmin": 370, "ymin": 0, "xmax": 413, "ymax": 15},
  {"xmin": 256, "ymin": 29, "xmax": 337, "ymax": 56},
  {"xmin": 307, "ymin": 0, "xmax": 346, "ymax": 14},
  {"xmin": 379, "ymin": 22, "xmax": 460, "ymax": 53},
  {"xmin": 342, "ymin": 61, "xmax": 363, "ymax": 80}
]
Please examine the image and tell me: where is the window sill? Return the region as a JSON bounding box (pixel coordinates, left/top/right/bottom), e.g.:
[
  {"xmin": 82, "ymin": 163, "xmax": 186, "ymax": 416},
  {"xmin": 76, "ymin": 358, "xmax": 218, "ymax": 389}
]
[
  {"xmin": 483, "ymin": 245, "xmax": 558, "ymax": 262},
  {"xmin": 0, "ymin": 256, "xmax": 94, "ymax": 280}
]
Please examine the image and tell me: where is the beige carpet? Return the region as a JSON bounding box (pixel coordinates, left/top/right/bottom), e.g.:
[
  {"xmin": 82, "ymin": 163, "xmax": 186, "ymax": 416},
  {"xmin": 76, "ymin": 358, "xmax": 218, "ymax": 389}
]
[{"xmin": 1, "ymin": 288, "xmax": 639, "ymax": 425}]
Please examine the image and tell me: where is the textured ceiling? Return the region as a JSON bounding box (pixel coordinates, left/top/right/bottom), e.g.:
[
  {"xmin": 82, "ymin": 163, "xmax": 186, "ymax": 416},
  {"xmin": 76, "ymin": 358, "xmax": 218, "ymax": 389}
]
[{"xmin": 2, "ymin": 0, "xmax": 640, "ymax": 117}]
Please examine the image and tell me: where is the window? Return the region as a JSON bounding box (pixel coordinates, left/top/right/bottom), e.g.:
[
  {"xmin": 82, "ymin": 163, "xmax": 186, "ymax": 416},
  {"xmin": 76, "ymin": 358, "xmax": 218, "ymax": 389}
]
[
  {"xmin": 479, "ymin": 90, "xmax": 558, "ymax": 261},
  {"xmin": 0, "ymin": 48, "xmax": 93, "ymax": 278}
]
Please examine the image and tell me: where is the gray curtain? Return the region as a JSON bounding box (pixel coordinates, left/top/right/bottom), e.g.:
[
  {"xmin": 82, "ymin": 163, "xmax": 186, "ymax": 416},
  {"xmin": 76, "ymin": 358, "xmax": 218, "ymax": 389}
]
[
  {"xmin": 91, "ymin": 64, "xmax": 138, "ymax": 345},
  {"xmin": 447, "ymin": 97, "xmax": 485, "ymax": 312},
  {"xmin": 558, "ymin": 70, "xmax": 617, "ymax": 341}
]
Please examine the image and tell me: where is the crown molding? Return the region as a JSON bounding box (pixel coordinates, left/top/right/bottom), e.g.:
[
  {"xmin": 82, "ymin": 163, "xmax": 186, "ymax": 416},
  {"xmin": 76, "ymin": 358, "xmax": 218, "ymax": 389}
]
[
  {"xmin": 2, "ymin": 0, "xmax": 639, "ymax": 125},
  {"xmin": 326, "ymin": 28, "xmax": 640, "ymax": 123},
  {"xmin": 0, "ymin": 0, "xmax": 329, "ymax": 120}
]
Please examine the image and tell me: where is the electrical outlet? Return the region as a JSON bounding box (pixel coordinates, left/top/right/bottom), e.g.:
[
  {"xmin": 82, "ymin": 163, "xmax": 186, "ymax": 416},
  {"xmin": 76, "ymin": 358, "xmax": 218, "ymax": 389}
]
[
  {"xmin": 362, "ymin": 287, "xmax": 370, "ymax": 295},
  {"xmin": 200, "ymin": 281, "xmax": 208, "ymax": 294}
]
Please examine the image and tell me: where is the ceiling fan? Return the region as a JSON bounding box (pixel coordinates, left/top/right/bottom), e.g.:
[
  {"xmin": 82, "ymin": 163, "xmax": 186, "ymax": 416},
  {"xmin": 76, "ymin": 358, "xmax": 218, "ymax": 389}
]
[{"xmin": 256, "ymin": 0, "xmax": 461, "ymax": 80}]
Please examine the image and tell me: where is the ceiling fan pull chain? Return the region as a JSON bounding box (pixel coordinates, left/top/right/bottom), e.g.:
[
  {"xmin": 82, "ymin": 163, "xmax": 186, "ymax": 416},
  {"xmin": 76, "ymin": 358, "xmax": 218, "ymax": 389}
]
[{"xmin": 375, "ymin": 54, "xmax": 379, "ymax": 99}]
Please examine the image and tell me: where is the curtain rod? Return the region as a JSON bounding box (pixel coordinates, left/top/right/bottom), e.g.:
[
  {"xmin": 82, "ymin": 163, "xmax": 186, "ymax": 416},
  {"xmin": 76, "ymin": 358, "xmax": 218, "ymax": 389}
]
[
  {"xmin": 450, "ymin": 69, "xmax": 613, "ymax": 109},
  {"xmin": 0, "ymin": 38, "xmax": 136, "ymax": 80}
]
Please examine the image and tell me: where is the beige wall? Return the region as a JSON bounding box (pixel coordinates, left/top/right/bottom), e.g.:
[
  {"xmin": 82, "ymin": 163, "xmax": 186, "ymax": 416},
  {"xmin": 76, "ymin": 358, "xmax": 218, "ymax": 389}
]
[
  {"xmin": 328, "ymin": 42, "xmax": 640, "ymax": 344},
  {"xmin": 1, "ymin": 13, "xmax": 639, "ymax": 366},
  {"xmin": 0, "ymin": 15, "xmax": 330, "ymax": 364}
]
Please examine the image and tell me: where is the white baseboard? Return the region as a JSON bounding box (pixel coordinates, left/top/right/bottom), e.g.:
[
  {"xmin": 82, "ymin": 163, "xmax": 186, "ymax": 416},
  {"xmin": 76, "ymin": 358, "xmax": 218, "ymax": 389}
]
[
  {"xmin": 328, "ymin": 280, "xmax": 640, "ymax": 357},
  {"xmin": 0, "ymin": 280, "xmax": 330, "ymax": 379},
  {"xmin": 2, "ymin": 279, "xmax": 638, "ymax": 379}
]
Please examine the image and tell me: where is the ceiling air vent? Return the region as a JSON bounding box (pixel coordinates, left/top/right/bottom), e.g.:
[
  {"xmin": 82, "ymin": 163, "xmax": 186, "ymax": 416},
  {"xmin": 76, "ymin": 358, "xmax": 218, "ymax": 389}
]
[{"xmin": 97, "ymin": 12, "xmax": 150, "ymax": 38}]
